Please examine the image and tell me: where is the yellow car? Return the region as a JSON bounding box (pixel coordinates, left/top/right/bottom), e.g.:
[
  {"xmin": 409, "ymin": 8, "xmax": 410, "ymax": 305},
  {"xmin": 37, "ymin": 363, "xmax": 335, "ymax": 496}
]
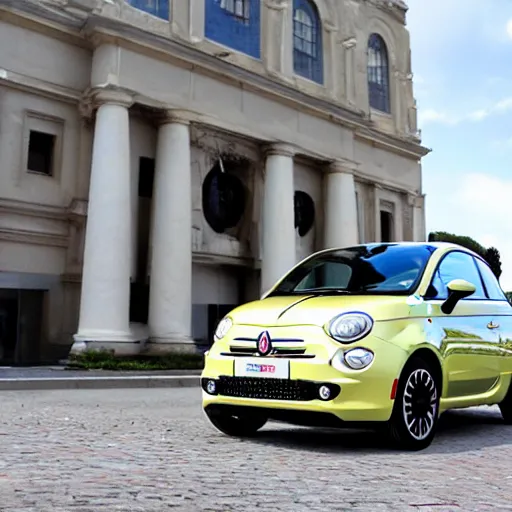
[{"xmin": 201, "ymin": 242, "xmax": 512, "ymax": 450}]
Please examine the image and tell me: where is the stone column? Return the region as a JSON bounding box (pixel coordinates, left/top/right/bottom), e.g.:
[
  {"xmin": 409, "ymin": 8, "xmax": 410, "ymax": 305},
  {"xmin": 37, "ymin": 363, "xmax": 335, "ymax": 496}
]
[
  {"xmin": 323, "ymin": 161, "xmax": 359, "ymax": 249},
  {"xmin": 147, "ymin": 111, "xmax": 193, "ymax": 354},
  {"xmin": 260, "ymin": 143, "xmax": 296, "ymax": 294},
  {"xmin": 72, "ymin": 89, "xmax": 134, "ymax": 355}
]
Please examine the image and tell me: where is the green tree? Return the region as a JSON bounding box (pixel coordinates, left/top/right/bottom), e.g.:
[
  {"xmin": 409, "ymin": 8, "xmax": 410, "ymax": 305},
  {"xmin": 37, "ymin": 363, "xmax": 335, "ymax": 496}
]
[{"xmin": 484, "ymin": 247, "xmax": 502, "ymax": 280}]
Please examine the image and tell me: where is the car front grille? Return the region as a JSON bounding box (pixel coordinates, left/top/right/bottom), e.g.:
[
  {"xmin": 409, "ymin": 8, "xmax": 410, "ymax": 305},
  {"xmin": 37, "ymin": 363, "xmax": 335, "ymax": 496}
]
[
  {"xmin": 227, "ymin": 337, "xmax": 313, "ymax": 358},
  {"xmin": 210, "ymin": 376, "xmax": 340, "ymax": 402}
]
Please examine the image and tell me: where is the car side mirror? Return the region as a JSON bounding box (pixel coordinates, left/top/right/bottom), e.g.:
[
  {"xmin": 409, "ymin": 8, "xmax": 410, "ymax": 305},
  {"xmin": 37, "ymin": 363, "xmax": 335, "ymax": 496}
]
[{"xmin": 441, "ymin": 279, "xmax": 476, "ymax": 314}]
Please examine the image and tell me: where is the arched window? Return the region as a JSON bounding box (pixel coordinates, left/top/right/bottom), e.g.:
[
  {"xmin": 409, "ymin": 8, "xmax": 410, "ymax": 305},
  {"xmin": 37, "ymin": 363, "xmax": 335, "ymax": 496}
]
[
  {"xmin": 126, "ymin": 0, "xmax": 169, "ymax": 20},
  {"xmin": 293, "ymin": 0, "xmax": 323, "ymax": 84},
  {"xmin": 367, "ymin": 33, "xmax": 390, "ymax": 113}
]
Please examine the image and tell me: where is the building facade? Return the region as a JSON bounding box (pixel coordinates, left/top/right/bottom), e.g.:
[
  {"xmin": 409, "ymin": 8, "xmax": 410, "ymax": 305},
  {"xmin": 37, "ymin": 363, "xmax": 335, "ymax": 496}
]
[{"xmin": 0, "ymin": 0, "xmax": 429, "ymax": 363}]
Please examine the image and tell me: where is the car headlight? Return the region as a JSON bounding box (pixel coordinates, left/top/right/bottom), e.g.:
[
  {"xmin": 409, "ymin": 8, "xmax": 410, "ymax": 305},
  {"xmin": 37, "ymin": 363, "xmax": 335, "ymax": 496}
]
[
  {"xmin": 214, "ymin": 316, "xmax": 233, "ymax": 340},
  {"xmin": 327, "ymin": 312, "xmax": 373, "ymax": 343},
  {"xmin": 331, "ymin": 348, "xmax": 375, "ymax": 371}
]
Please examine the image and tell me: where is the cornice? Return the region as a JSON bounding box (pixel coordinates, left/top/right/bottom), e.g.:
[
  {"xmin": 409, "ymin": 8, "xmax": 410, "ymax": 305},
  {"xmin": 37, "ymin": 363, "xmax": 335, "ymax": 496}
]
[
  {"xmin": 363, "ymin": 0, "xmax": 407, "ymax": 24},
  {"xmin": 0, "ymin": 227, "xmax": 68, "ymax": 248},
  {"xmin": 0, "ymin": 67, "xmax": 81, "ymax": 104},
  {"xmin": 0, "ymin": 197, "xmax": 68, "ymax": 220},
  {"xmin": 354, "ymin": 128, "xmax": 431, "ymax": 158}
]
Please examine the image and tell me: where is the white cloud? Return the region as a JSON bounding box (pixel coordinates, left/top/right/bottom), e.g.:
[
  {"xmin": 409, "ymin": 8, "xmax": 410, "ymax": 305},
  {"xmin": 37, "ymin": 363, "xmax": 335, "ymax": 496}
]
[
  {"xmin": 507, "ymin": 18, "xmax": 512, "ymax": 39},
  {"xmin": 418, "ymin": 109, "xmax": 458, "ymax": 126},
  {"xmin": 418, "ymin": 96, "xmax": 512, "ymax": 126},
  {"xmin": 427, "ymin": 173, "xmax": 512, "ymax": 290}
]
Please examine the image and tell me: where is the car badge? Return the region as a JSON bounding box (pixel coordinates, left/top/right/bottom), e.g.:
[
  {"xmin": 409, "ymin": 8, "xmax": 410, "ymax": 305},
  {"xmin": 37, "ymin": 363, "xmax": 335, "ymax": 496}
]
[{"xmin": 257, "ymin": 331, "xmax": 272, "ymax": 356}]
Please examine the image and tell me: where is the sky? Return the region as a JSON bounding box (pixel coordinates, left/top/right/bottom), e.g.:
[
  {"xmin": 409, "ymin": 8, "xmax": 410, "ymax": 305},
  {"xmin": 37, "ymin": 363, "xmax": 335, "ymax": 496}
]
[{"xmin": 405, "ymin": 0, "xmax": 512, "ymax": 290}]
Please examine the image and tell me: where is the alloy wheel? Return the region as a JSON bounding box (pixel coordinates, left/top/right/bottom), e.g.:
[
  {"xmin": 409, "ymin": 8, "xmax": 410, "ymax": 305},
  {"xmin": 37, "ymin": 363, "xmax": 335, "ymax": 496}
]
[{"xmin": 402, "ymin": 368, "xmax": 438, "ymax": 441}]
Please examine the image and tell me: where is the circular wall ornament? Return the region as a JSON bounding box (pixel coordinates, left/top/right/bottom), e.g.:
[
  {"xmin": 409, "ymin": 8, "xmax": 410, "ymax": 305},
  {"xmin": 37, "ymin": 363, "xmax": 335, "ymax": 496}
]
[
  {"xmin": 294, "ymin": 190, "xmax": 315, "ymax": 237},
  {"xmin": 202, "ymin": 161, "xmax": 246, "ymax": 234}
]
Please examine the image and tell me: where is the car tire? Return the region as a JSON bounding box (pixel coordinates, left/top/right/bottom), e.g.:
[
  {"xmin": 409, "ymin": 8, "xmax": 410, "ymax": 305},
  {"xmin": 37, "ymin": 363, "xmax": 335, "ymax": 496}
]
[
  {"xmin": 386, "ymin": 357, "xmax": 440, "ymax": 451},
  {"xmin": 498, "ymin": 379, "xmax": 512, "ymax": 425},
  {"xmin": 204, "ymin": 407, "xmax": 268, "ymax": 437}
]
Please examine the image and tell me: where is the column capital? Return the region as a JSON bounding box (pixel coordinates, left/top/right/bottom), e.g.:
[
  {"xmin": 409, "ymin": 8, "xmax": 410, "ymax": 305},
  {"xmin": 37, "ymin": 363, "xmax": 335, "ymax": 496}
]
[
  {"xmin": 158, "ymin": 109, "xmax": 195, "ymax": 126},
  {"xmin": 407, "ymin": 192, "xmax": 425, "ymax": 208},
  {"xmin": 326, "ymin": 159, "xmax": 357, "ymax": 175},
  {"xmin": 262, "ymin": 142, "xmax": 296, "ymax": 158},
  {"xmin": 92, "ymin": 88, "xmax": 134, "ymax": 109}
]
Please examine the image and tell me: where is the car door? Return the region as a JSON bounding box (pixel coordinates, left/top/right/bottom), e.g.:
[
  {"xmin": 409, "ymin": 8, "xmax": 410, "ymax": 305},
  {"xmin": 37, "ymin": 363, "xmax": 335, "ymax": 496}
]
[
  {"xmin": 473, "ymin": 257, "xmax": 512, "ymax": 375},
  {"xmin": 425, "ymin": 250, "xmax": 500, "ymax": 399}
]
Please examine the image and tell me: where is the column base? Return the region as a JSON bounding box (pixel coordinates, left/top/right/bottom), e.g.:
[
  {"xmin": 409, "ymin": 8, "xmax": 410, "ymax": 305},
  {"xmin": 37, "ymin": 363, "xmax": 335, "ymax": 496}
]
[
  {"xmin": 70, "ymin": 323, "xmax": 149, "ymax": 357},
  {"xmin": 143, "ymin": 337, "xmax": 199, "ymax": 356}
]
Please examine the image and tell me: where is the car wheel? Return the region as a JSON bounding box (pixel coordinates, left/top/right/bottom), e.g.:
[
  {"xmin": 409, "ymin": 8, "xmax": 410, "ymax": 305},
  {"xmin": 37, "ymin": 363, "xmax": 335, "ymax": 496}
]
[
  {"xmin": 498, "ymin": 379, "xmax": 512, "ymax": 425},
  {"xmin": 387, "ymin": 357, "xmax": 440, "ymax": 451},
  {"xmin": 204, "ymin": 407, "xmax": 268, "ymax": 437}
]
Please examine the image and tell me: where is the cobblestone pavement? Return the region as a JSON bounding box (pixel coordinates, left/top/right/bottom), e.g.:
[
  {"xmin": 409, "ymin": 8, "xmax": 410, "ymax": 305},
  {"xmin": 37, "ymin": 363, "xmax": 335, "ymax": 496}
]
[{"xmin": 0, "ymin": 388, "xmax": 511, "ymax": 512}]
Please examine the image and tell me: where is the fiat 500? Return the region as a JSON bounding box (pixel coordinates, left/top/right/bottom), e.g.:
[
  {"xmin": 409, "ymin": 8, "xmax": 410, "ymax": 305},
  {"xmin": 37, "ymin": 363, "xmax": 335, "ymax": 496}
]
[{"xmin": 201, "ymin": 242, "xmax": 512, "ymax": 450}]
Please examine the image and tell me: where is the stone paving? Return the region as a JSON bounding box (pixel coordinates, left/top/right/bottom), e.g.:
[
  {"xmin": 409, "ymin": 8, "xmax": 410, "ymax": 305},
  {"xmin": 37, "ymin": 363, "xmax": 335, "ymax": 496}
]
[
  {"xmin": 0, "ymin": 367, "xmax": 201, "ymax": 379},
  {"xmin": 0, "ymin": 388, "xmax": 511, "ymax": 511}
]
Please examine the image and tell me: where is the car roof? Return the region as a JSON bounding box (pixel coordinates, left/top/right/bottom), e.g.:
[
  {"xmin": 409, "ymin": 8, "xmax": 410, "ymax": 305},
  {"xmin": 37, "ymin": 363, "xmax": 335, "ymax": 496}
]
[{"xmin": 322, "ymin": 241, "xmax": 478, "ymax": 256}]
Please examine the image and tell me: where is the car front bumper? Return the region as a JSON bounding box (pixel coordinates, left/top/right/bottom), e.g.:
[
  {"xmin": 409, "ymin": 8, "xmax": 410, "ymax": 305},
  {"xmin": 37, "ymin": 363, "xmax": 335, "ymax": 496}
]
[{"xmin": 201, "ymin": 324, "xmax": 409, "ymax": 424}]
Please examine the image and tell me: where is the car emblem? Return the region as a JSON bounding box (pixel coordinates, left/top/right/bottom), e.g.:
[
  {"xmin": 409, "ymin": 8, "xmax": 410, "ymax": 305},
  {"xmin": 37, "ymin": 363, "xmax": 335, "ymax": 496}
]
[{"xmin": 257, "ymin": 331, "xmax": 272, "ymax": 356}]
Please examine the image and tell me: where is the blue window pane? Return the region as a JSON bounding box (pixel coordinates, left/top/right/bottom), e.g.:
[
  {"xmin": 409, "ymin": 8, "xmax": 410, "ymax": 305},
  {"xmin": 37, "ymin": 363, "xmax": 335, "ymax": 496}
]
[
  {"xmin": 293, "ymin": 0, "xmax": 323, "ymax": 84},
  {"xmin": 205, "ymin": 0, "xmax": 261, "ymax": 58},
  {"xmin": 368, "ymin": 33, "xmax": 390, "ymax": 113},
  {"xmin": 126, "ymin": 0, "xmax": 169, "ymax": 20}
]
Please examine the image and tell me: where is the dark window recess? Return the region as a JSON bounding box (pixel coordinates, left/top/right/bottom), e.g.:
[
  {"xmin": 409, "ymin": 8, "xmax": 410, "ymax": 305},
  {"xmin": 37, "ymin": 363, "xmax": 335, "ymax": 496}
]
[
  {"xmin": 27, "ymin": 131, "xmax": 55, "ymax": 176},
  {"xmin": 138, "ymin": 157, "xmax": 155, "ymax": 198},
  {"xmin": 368, "ymin": 33, "xmax": 390, "ymax": 113},
  {"xmin": 202, "ymin": 161, "xmax": 246, "ymax": 234},
  {"xmin": 129, "ymin": 283, "xmax": 149, "ymax": 324},
  {"xmin": 294, "ymin": 191, "xmax": 315, "ymax": 237},
  {"xmin": 380, "ymin": 211, "xmax": 393, "ymax": 243}
]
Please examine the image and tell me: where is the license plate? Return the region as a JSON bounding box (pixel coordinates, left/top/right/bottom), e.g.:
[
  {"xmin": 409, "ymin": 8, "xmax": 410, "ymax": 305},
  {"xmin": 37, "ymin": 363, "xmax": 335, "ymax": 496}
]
[{"xmin": 234, "ymin": 358, "xmax": 290, "ymax": 379}]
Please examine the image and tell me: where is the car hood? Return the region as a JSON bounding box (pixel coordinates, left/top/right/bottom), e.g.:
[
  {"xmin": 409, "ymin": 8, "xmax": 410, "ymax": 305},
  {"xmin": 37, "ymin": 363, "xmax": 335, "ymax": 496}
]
[{"xmin": 230, "ymin": 294, "xmax": 411, "ymax": 327}]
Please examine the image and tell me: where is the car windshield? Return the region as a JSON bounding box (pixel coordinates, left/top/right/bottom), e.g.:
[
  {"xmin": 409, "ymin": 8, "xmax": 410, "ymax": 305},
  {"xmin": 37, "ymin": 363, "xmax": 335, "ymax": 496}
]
[{"xmin": 269, "ymin": 244, "xmax": 436, "ymax": 296}]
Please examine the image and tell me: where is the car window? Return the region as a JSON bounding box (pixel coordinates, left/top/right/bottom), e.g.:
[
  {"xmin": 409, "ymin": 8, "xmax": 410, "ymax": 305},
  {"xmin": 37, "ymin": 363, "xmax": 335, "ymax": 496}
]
[
  {"xmin": 475, "ymin": 258, "xmax": 508, "ymax": 301},
  {"xmin": 428, "ymin": 251, "xmax": 486, "ymax": 300},
  {"xmin": 296, "ymin": 262, "xmax": 352, "ymax": 290}
]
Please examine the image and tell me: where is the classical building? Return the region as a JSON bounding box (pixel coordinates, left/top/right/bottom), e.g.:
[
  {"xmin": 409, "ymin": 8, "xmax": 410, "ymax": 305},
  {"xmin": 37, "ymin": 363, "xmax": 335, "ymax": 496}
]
[{"xmin": 0, "ymin": 0, "xmax": 429, "ymax": 363}]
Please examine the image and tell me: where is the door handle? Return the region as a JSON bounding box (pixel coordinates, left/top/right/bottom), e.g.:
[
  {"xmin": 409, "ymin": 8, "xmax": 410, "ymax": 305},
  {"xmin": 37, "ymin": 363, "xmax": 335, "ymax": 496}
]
[{"xmin": 487, "ymin": 321, "xmax": 500, "ymax": 330}]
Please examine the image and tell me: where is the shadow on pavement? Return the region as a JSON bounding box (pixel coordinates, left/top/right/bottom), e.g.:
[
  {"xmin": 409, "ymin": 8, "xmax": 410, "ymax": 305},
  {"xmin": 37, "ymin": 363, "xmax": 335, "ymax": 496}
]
[{"xmin": 247, "ymin": 407, "xmax": 509, "ymax": 454}]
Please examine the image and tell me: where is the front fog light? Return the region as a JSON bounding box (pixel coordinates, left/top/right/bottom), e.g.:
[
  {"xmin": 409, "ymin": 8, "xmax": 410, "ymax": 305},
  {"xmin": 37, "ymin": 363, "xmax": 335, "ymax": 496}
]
[
  {"xmin": 318, "ymin": 385, "xmax": 331, "ymax": 400},
  {"xmin": 206, "ymin": 380, "xmax": 217, "ymax": 394},
  {"xmin": 344, "ymin": 348, "xmax": 374, "ymax": 370}
]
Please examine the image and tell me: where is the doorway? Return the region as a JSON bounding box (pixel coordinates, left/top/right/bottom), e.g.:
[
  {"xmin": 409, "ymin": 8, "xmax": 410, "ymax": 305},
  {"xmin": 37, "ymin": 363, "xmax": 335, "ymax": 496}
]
[
  {"xmin": 380, "ymin": 210, "xmax": 394, "ymax": 242},
  {"xmin": 0, "ymin": 289, "xmax": 44, "ymax": 365}
]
